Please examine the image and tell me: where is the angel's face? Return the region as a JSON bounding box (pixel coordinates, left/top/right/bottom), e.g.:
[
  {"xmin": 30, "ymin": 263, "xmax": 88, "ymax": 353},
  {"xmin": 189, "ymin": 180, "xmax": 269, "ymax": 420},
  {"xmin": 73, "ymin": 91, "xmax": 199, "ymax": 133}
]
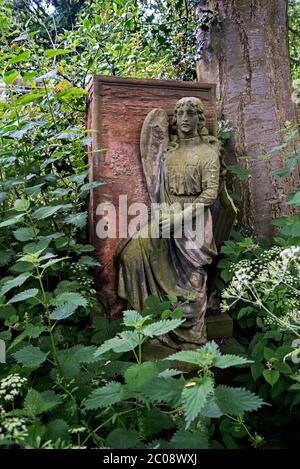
[{"xmin": 176, "ymin": 103, "xmax": 199, "ymax": 137}]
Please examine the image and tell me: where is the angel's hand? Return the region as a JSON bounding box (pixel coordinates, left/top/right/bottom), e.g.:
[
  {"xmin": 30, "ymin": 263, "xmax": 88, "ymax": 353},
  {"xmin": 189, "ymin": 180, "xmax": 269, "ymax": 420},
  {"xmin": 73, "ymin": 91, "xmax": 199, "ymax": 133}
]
[{"xmin": 160, "ymin": 212, "xmax": 183, "ymax": 237}]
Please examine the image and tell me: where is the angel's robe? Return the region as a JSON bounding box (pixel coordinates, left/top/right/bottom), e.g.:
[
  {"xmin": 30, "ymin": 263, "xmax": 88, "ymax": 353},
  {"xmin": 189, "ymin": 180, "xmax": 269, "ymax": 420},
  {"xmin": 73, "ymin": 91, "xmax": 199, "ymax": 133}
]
[{"xmin": 118, "ymin": 135, "xmax": 220, "ymax": 345}]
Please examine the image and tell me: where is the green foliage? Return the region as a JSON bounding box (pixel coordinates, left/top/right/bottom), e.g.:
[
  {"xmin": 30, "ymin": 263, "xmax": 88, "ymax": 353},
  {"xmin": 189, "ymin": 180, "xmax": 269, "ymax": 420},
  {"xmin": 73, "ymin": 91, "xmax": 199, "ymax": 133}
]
[
  {"xmin": 289, "ymin": 0, "xmax": 300, "ymax": 80},
  {"xmin": 84, "ymin": 382, "xmax": 126, "ymax": 410},
  {"xmin": 0, "ymin": 0, "xmax": 298, "ymax": 450},
  {"xmin": 12, "ymin": 345, "xmax": 48, "ymax": 368}
]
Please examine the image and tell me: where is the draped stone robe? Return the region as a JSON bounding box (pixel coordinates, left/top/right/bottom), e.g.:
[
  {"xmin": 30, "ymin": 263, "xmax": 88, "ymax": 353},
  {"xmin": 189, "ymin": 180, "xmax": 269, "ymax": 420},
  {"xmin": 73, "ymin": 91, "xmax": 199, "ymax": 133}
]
[{"xmin": 118, "ymin": 135, "xmax": 220, "ymax": 344}]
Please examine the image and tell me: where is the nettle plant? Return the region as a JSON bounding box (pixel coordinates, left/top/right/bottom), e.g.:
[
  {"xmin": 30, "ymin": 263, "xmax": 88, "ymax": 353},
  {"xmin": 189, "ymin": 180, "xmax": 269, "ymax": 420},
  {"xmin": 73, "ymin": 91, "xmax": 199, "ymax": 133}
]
[
  {"xmin": 0, "ymin": 299, "xmax": 266, "ymax": 449},
  {"xmin": 80, "ymin": 309, "xmax": 266, "ymax": 449}
]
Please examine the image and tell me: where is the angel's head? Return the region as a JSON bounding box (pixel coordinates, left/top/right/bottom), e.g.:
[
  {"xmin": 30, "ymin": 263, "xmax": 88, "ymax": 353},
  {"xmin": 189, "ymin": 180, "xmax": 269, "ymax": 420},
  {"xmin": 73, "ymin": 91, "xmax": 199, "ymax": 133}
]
[{"xmin": 173, "ymin": 97, "xmax": 207, "ymax": 139}]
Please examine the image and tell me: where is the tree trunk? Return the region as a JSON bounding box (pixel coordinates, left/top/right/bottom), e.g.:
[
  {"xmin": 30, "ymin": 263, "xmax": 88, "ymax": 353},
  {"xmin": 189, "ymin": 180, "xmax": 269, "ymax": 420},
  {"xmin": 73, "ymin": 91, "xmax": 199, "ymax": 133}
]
[{"xmin": 195, "ymin": 0, "xmax": 298, "ymax": 238}]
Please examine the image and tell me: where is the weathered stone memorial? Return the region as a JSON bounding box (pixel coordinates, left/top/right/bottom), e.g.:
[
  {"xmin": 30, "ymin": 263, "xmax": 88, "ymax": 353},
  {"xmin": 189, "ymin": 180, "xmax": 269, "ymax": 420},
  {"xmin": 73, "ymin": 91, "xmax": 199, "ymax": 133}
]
[{"xmin": 87, "ymin": 75, "xmax": 236, "ymax": 351}]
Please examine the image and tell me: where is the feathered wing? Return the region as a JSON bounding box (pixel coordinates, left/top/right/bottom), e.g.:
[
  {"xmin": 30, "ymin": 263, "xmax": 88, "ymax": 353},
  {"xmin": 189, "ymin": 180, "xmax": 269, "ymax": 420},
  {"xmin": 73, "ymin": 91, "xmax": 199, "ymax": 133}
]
[
  {"xmin": 140, "ymin": 108, "xmax": 170, "ymax": 203},
  {"xmin": 205, "ymin": 136, "xmax": 237, "ymax": 249}
]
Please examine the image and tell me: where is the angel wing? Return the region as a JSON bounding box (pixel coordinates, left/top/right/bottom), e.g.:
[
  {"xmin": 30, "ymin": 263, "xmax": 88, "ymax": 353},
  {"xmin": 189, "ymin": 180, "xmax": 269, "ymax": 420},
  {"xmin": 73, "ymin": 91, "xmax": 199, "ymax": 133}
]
[
  {"xmin": 204, "ymin": 136, "xmax": 237, "ymax": 249},
  {"xmin": 140, "ymin": 108, "xmax": 170, "ymax": 203}
]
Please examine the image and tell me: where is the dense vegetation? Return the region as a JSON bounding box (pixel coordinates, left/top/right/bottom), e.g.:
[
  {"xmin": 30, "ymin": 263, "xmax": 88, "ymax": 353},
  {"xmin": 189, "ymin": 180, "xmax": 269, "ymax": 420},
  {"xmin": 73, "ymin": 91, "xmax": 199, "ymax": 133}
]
[{"xmin": 0, "ymin": 0, "xmax": 299, "ymax": 449}]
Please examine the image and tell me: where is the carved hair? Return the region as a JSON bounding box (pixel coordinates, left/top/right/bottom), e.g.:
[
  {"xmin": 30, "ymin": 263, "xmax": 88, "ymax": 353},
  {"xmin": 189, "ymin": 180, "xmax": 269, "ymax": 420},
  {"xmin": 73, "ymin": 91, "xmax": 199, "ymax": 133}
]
[{"xmin": 168, "ymin": 97, "xmax": 209, "ymax": 150}]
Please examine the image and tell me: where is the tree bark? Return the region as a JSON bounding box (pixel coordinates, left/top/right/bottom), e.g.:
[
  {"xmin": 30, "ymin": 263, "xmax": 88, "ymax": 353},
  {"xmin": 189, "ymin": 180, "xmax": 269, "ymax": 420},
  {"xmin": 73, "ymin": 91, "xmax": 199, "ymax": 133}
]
[{"xmin": 195, "ymin": 0, "xmax": 298, "ymax": 238}]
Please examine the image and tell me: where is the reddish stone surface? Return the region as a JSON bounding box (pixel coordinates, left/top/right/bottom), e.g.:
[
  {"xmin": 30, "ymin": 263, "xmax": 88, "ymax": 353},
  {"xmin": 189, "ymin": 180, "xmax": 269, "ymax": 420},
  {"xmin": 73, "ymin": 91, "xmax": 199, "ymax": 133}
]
[{"xmin": 86, "ymin": 75, "xmax": 217, "ymax": 317}]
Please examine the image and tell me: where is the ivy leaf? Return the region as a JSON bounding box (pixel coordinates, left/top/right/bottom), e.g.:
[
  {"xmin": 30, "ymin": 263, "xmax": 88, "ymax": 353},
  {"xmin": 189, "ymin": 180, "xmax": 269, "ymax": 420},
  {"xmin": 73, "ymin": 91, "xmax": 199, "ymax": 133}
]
[
  {"xmin": 50, "ymin": 292, "xmax": 87, "ymax": 320},
  {"xmin": 125, "ymin": 362, "xmax": 159, "ymax": 389},
  {"xmin": 214, "ymin": 386, "xmax": 265, "ymax": 416},
  {"xmin": 13, "ymin": 345, "xmax": 48, "ymax": 368},
  {"xmin": 142, "ymin": 319, "xmax": 184, "ymax": 337},
  {"xmin": 0, "ymin": 272, "xmax": 32, "ymax": 296},
  {"xmin": 7, "ymin": 288, "xmax": 39, "ymax": 304},
  {"xmin": 106, "ymin": 428, "xmax": 139, "ymax": 449},
  {"xmin": 263, "ymin": 369, "xmax": 280, "ymax": 386},
  {"xmin": 84, "ymin": 382, "xmax": 125, "ymax": 410},
  {"xmin": 182, "ymin": 376, "xmax": 214, "ymax": 428}
]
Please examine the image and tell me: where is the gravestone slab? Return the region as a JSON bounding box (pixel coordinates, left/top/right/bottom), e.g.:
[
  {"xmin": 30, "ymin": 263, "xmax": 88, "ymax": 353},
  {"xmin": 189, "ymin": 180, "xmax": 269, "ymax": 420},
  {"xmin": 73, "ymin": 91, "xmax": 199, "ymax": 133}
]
[{"xmin": 86, "ymin": 75, "xmax": 217, "ymax": 317}]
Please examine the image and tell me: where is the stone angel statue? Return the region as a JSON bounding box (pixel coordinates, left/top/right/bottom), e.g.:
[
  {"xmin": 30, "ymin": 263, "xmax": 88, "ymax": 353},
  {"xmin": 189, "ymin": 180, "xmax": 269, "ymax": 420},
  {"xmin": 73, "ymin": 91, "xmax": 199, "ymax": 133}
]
[{"xmin": 118, "ymin": 97, "xmax": 236, "ymax": 347}]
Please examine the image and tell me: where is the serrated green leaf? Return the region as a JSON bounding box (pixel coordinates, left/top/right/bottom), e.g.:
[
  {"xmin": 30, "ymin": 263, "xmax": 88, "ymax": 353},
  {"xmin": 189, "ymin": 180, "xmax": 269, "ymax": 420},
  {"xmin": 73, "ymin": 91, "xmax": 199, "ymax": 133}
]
[
  {"xmin": 158, "ymin": 368, "xmax": 182, "ymax": 378},
  {"xmin": 77, "ymin": 255, "xmax": 100, "ymax": 267},
  {"xmin": 143, "ymin": 408, "xmax": 174, "ymax": 438},
  {"xmin": 125, "ymin": 362, "xmax": 158, "ymax": 389},
  {"xmin": 24, "ymin": 389, "xmax": 61, "ymax": 416},
  {"xmin": 0, "ymin": 272, "xmax": 32, "ymax": 296},
  {"xmin": 14, "ymin": 198, "xmax": 30, "ymax": 212},
  {"xmin": 263, "ymin": 369, "xmax": 280, "ymax": 386},
  {"xmin": 8, "ymin": 324, "xmax": 46, "ymax": 351},
  {"xmin": 13, "ymin": 345, "xmax": 48, "ymax": 368},
  {"xmin": 182, "ymin": 376, "xmax": 214, "ymax": 428},
  {"xmin": 32, "ymin": 205, "xmax": 65, "ymax": 220},
  {"xmin": 13, "ymin": 227, "xmax": 40, "ymax": 241},
  {"xmin": 64, "ymin": 212, "xmax": 87, "ymax": 228},
  {"xmin": 45, "ymin": 419, "xmax": 70, "ymax": 443},
  {"xmin": 141, "ymin": 378, "xmax": 184, "ymax": 406},
  {"xmin": 142, "ymin": 319, "xmax": 184, "ymax": 337},
  {"xmin": 123, "ymin": 310, "xmax": 144, "ymax": 326},
  {"xmin": 169, "ymin": 429, "xmax": 209, "ymax": 449},
  {"xmin": 50, "ymin": 292, "xmax": 87, "ymax": 320},
  {"xmin": 106, "ymin": 428, "xmax": 139, "ymax": 449},
  {"xmin": 166, "ymin": 341, "xmax": 221, "ymax": 367},
  {"xmin": 7, "ymin": 288, "xmax": 39, "ymax": 304},
  {"xmin": 199, "ymin": 397, "xmax": 223, "ymax": 418},
  {"xmin": 94, "ymin": 330, "xmax": 140, "ymax": 356},
  {"xmin": 84, "ymin": 382, "xmax": 125, "ymax": 410},
  {"xmin": 165, "ymin": 349, "xmax": 203, "ymax": 365},
  {"xmin": 58, "ymin": 344, "xmax": 99, "ymax": 366},
  {"xmin": 214, "ymin": 354, "xmax": 253, "ymax": 369},
  {"xmin": 251, "ymin": 362, "xmax": 264, "ymax": 381},
  {"xmin": 214, "ymin": 385, "xmax": 265, "ymax": 416}
]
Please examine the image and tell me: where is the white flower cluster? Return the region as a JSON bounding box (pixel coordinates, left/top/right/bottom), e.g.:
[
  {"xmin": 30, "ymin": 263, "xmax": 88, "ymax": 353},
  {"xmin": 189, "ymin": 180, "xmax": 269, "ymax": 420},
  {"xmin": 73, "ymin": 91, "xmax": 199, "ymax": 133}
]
[
  {"xmin": 221, "ymin": 246, "xmax": 300, "ymax": 321},
  {"xmin": 0, "ymin": 374, "xmax": 27, "ymax": 402},
  {"xmin": 0, "ymin": 417, "xmax": 28, "ymax": 441},
  {"xmin": 223, "ymin": 246, "xmax": 300, "ymax": 300}
]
